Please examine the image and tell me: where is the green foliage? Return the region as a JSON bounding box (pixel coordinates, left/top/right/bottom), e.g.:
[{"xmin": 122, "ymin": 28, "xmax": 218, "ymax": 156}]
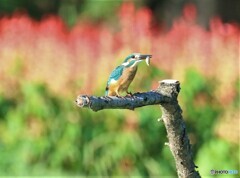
[
  {"xmin": 196, "ymin": 139, "xmax": 239, "ymax": 177},
  {"xmin": 80, "ymin": 1, "xmax": 122, "ymax": 23},
  {"xmin": 1, "ymin": 68, "xmax": 236, "ymax": 176},
  {"xmin": 0, "ymin": 76, "xmax": 177, "ymax": 176},
  {"xmin": 0, "ymin": 96, "xmax": 16, "ymax": 120},
  {"xmin": 233, "ymin": 78, "xmax": 240, "ymax": 109},
  {"xmin": 180, "ymin": 69, "xmax": 221, "ymax": 151},
  {"xmin": 0, "ymin": 3, "xmax": 238, "ymax": 175},
  {"xmin": 0, "ymin": 82, "xmax": 79, "ymax": 175}
]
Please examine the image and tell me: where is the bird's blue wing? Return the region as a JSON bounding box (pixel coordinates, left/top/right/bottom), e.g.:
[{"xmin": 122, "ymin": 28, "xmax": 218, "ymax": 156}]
[
  {"xmin": 105, "ymin": 65, "xmax": 124, "ymax": 95},
  {"xmin": 107, "ymin": 65, "xmax": 124, "ymax": 86}
]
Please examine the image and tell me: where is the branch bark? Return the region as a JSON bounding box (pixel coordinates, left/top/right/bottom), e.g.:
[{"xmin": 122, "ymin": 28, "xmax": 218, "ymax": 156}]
[
  {"xmin": 75, "ymin": 91, "xmax": 169, "ymax": 112},
  {"xmin": 75, "ymin": 79, "xmax": 201, "ymax": 178},
  {"xmin": 157, "ymin": 80, "xmax": 201, "ymax": 178}
]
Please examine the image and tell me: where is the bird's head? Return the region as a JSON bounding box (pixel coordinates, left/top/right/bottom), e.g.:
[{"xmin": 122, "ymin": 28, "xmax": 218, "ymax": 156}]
[{"xmin": 122, "ymin": 53, "xmax": 152, "ymax": 68}]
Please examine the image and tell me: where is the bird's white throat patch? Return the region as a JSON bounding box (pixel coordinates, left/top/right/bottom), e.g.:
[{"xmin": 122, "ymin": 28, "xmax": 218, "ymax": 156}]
[
  {"xmin": 110, "ymin": 78, "xmax": 117, "ymax": 84},
  {"xmin": 122, "ymin": 62, "xmax": 129, "ymax": 66}
]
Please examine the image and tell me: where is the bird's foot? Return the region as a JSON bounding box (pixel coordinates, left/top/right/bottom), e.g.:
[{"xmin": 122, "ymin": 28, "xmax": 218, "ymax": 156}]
[{"xmin": 126, "ymin": 91, "xmax": 133, "ymax": 97}]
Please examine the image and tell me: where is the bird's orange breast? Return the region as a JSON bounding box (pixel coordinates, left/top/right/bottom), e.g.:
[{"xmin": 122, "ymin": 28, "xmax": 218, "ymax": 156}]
[
  {"xmin": 107, "ymin": 66, "xmax": 137, "ymax": 96},
  {"xmin": 118, "ymin": 66, "xmax": 137, "ymax": 92}
]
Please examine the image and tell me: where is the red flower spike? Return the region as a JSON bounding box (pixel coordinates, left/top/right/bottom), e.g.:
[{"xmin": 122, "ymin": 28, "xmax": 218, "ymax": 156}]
[{"xmin": 183, "ymin": 3, "xmax": 197, "ymax": 22}]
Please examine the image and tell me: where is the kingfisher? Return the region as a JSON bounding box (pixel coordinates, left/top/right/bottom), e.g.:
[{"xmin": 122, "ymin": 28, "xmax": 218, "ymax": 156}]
[{"xmin": 105, "ymin": 53, "xmax": 152, "ymax": 96}]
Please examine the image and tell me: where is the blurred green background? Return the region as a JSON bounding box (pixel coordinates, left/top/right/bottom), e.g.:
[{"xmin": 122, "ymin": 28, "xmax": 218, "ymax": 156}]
[{"xmin": 0, "ymin": 0, "xmax": 239, "ymax": 177}]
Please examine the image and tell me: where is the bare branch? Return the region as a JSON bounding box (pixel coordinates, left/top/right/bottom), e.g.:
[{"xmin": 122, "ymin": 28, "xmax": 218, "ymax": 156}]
[
  {"xmin": 158, "ymin": 80, "xmax": 201, "ymax": 178},
  {"xmin": 75, "ymin": 79, "xmax": 201, "ymax": 178},
  {"xmin": 75, "ymin": 91, "xmax": 171, "ymax": 112}
]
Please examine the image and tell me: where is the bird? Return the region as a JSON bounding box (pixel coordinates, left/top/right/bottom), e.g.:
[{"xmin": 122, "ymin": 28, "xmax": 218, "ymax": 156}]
[{"xmin": 105, "ymin": 53, "xmax": 152, "ymax": 96}]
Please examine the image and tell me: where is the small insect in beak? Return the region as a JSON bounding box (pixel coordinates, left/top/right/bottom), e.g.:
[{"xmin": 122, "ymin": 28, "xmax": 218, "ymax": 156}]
[
  {"xmin": 133, "ymin": 54, "xmax": 152, "ymax": 66},
  {"xmin": 139, "ymin": 54, "xmax": 152, "ymax": 66},
  {"xmin": 146, "ymin": 56, "xmax": 150, "ymax": 66}
]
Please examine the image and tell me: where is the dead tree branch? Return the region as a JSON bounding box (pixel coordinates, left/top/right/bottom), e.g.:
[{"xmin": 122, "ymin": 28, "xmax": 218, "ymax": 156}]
[
  {"xmin": 75, "ymin": 91, "xmax": 169, "ymax": 111},
  {"xmin": 75, "ymin": 79, "xmax": 201, "ymax": 178}
]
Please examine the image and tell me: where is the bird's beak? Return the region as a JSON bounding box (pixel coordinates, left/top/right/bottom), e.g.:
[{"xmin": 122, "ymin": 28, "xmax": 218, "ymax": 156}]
[
  {"xmin": 139, "ymin": 54, "xmax": 152, "ymax": 59},
  {"xmin": 137, "ymin": 54, "xmax": 152, "ymax": 66}
]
